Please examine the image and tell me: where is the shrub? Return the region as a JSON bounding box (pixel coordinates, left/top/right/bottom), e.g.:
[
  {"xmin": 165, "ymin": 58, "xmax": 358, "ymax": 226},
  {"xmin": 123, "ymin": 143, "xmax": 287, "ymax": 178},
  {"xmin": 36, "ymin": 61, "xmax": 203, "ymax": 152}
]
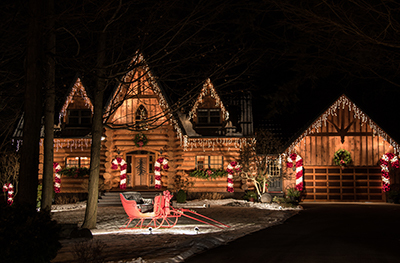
[
  {"xmin": 73, "ymin": 240, "xmax": 106, "ymax": 263},
  {"xmin": 0, "ymin": 203, "xmax": 61, "ymax": 262},
  {"xmin": 176, "ymin": 189, "xmax": 187, "ymax": 203}
]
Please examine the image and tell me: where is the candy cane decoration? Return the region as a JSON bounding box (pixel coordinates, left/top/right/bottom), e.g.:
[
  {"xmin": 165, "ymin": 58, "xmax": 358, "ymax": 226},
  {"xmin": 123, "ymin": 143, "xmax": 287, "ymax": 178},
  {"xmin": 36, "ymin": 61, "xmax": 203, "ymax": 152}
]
[
  {"xmin": 3, "ymin": 183, "xmax": 14, "ymax": 205},
  {"xmin": 287, "ymin": 153, "xmax": 304, "ymax": 191},
  {"xmin": 53, "ymin": 162, "xmax": 62, "ymax": 193},
  {"xmin": 154, "ymin": 157, "xmax": 169, "ymax": 189},
  {"xmin": 380, "ymin": 153, "xmax": 399, "ymax": 192},
  {"xmin": 226, "ymin": 161, "xmax": 241, "ymax": 193},
  {"xmin": 112, "ymin": 157, "xmax": 127, "ymax": 189}
]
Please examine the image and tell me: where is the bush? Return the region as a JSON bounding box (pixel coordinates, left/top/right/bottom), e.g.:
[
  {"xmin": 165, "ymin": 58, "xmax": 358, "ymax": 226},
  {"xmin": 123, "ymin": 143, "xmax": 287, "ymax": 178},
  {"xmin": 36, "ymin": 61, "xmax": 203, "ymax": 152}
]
[
  {"xmin": 0, "ymin": 203, "xmax": 61, "ymax": 262},
  {"xmin": 176, "ymin": 189, "xmax": 187, "ymax": 203}
]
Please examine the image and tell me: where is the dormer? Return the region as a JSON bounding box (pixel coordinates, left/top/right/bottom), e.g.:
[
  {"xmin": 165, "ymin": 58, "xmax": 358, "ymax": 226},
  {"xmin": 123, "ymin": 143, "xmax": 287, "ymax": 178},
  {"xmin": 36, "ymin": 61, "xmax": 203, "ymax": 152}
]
[
  {"xmin": 59, "ymin": 77, "xmax": 93, "ymax": 136},
  {"xmin": 189, "ymin": 79, "xmax": 229, "ymax": 136}
]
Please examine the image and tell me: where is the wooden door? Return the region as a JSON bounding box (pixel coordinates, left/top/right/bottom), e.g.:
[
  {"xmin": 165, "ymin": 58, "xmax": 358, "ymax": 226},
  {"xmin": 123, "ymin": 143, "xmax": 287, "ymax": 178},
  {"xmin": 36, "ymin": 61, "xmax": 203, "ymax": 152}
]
[
  {"xmin": 302, "ymin": 166, "xmax": 383, "ymax": 202},
  {"xmin": 133, "ymin": 155, "xmax": 148, "ymax": 186}
]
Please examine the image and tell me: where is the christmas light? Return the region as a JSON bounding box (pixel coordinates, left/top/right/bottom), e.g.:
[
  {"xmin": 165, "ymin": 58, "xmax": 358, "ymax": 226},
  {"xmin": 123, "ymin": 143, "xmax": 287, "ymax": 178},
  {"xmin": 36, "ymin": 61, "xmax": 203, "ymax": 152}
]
[
  {"xmin": 183, "ymin": 136, "xmax": 252, "ymax": 152},
  {"xmin": 188, "ymin": 78, "xmax": 229, "ymax": 122},
  {"xmin": 59, "ymin": 78, "xmax": 93, "ymax": 124},
  {"xmin": 54, "ymin": 138, "xmax": 92, "ymax": 152},
  {"xmin": 287, "ymin": 95, "xmax": 400, "ymax": 154}
]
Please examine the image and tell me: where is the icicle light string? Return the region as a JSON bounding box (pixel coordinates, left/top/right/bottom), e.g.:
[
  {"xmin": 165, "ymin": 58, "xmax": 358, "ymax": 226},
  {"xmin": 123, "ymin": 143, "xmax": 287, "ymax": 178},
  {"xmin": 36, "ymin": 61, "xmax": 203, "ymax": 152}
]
[
  {"xmin": 183, "ymin": 136, "xmax": 252, "ymax": 152},
  {"xmin": 287, "ymin": 95, "xmax": 400, "ymax": 154},
  {"xmin": 188, "ymin": 78, "xmax": 229, "ymax": 122},
  {"xmin": 59, "ymin": 78, "xmax": 94, "ymax": 124}
]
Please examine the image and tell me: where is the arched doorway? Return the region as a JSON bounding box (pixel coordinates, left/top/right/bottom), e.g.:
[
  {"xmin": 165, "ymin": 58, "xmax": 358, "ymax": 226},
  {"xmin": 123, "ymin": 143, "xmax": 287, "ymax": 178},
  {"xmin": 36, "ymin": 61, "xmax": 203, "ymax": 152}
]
[{"xmin": 126, "ymin": 150, "xmax": 156, "ymax": 188}]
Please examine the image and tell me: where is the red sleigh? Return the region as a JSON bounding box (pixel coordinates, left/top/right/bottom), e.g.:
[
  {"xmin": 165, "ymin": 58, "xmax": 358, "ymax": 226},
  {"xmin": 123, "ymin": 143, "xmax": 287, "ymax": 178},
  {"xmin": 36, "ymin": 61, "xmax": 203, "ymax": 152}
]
[{"xmin": 119, "ymin": 191, "xmax": 229, "ymax": 230}]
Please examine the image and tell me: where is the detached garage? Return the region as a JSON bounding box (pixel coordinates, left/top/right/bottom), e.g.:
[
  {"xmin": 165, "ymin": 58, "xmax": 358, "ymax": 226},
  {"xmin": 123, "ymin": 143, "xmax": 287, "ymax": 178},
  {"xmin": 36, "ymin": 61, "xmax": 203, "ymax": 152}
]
[{"xmin": 284, "ymin": 94, "xmax": 400, "ymax": 202}]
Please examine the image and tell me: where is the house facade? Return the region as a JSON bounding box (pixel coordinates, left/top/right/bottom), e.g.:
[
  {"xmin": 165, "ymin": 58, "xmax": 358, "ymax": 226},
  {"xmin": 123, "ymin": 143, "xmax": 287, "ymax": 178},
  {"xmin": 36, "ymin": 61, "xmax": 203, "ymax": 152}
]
[
  {"xmin": 38, "ymin": 56, "xmax": 254, "ymax": 195},
  {"xmin": 282, "ymin": 94, "xmax": 400, "ymax": 202}
]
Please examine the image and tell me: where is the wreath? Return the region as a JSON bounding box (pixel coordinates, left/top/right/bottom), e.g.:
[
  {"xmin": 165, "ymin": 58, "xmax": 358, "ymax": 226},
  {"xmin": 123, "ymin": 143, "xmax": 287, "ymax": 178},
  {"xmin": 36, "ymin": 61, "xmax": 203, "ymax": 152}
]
[
  {"xmin": 334, "ymin": 149, "xmax": 352, "ymax": 167},
  {"xmin": 134, "ymin": 133, "xmax": 148, "ymax": 148}
]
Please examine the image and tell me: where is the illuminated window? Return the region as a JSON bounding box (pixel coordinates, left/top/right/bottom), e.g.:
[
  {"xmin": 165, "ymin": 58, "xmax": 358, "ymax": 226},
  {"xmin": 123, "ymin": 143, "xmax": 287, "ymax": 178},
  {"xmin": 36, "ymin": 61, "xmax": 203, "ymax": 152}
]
[
  {"xmin": 67, "ymin": 109, "xmax": 92, "ymax": 125},
  {"xmin": 195, "ymin": 156, "xmax": 223, "ymax": 169},
  {"xmin": 66, "ymin": 157, "xmax": 90, "ymax": 168},
  {"xmin": 197, "ymin": 109, "xmax": 220, "ymax": 124},
  {"xmin": 135, "ymin": 105, "xmax": 148, "ymax": 121}
]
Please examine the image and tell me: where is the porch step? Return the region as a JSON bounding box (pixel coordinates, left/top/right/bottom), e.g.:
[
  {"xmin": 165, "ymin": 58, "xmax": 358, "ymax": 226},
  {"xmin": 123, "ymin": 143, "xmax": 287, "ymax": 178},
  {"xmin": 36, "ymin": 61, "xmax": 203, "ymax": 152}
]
[{"xmin": 98, "ymin": 191, "xmax": 161, "ymax": 207}]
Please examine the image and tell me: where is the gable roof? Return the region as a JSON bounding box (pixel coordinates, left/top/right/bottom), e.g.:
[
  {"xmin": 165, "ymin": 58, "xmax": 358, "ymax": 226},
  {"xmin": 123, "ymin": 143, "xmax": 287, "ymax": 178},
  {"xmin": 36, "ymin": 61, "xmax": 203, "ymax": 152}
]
[
  {"xmin": 58, "ymin": 76, "xmax": 94, "ymax": 125},
  {"xmin": 103, "ymin": 52, "xmax": 186, "ymax": 144},
  {"xmin": 285, "ymin": 94, "xmax": 400, "ymax": 154},
  {"xmin": 188, "ymin": 78, "xmax": 229, "ymax": 122}
]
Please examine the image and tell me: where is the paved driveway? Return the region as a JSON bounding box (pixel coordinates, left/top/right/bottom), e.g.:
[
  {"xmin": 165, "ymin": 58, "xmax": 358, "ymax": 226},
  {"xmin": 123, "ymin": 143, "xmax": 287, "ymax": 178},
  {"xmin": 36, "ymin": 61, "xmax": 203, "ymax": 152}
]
[{"xmin": 186, "ymin": 203, "xmax": 400, "ymax": 263}]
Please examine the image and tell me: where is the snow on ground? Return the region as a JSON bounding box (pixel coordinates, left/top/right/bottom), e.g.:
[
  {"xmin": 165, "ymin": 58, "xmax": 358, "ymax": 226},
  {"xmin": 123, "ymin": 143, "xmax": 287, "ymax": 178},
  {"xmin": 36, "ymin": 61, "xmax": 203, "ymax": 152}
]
[{"xmin": 51, "ymin": 199, "xmax": 301, "ymax": 263}]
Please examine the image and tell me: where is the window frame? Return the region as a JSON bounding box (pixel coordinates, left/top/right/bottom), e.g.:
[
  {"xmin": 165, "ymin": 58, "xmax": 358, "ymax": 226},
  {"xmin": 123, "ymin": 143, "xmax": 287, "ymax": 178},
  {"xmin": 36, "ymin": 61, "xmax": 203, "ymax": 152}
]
[
  {"xmin": 195, "ymin": 155, "xmax": 224, "ymax": 169},
  {"xmin": 67, "ymin": 109, "xmax": 92, "ymax": 125},
  {"xmin": 65, "ymin": 156, "xmax": 90, "ymax": 168},
  {"xmin": 197, "ymin": 108, "xmax": 221, "ymax": 125}
]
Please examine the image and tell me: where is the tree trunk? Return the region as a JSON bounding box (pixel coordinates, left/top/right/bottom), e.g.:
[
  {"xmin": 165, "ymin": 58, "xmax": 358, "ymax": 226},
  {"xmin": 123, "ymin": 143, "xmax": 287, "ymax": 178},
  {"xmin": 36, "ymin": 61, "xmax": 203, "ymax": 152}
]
[
  {"xmin": 41, "ymin": 0, "xmax": 56, "ymax": 211},
  {"xmin": 82, "ymin": 32, "xmax": 106, "ymax": 229},
  {"xmin": 17, "ymin": 0, "xmax": 43, "ymax": 208}
]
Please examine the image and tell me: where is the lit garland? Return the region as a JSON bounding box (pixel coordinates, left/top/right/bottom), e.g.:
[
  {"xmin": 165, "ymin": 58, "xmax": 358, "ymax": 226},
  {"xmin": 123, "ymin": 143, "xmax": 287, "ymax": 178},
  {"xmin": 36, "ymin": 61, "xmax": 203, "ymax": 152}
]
[
  {"xmin": 380, "ymin": 153, "xmax": 399, "ymax": 192},
  {"xmin": 226, "ymin": 161, "xmax": 241, "ymax": 193},
  {"xmin": 112, "ymin": 157, "xmax": 127, "ymax": 189},
  {"xmin": 183, "ymin": 136, "xmax": 253, "ymax": 152},
  {"xmin": 286, "ymin": 153, "xmax": 303, "ymax": 191},
  {"xmin": 59, "ymin": 78, "xmax": 93, "ymax": 124},
  {"xmin": 53, "ymin": 163, "xmax": 62, "ymax": 193},
  {"xmin": 54, "ymin": 139, "xmax": 91, "ymax": 152},
  {"xmin": 2, "ymin": 183, "xmax": 14, "ymax": 205},
  {"xmin": 287, "ymin": 95, "xmax": 400, "ymax": 154},
  {"xmin": 154, "ymin": 157, "xmax": 169, "ymax": 189},
  {"xmin": 188, "ymin": 78, "xmax": 229, "ymax": 122}
]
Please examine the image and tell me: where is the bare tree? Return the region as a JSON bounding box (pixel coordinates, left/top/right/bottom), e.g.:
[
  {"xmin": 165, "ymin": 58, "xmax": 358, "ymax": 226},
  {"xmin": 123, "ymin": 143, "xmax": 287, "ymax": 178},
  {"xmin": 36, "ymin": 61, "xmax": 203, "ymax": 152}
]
[{"xmin": 239, "ymin": 129, "xmax": 284, "ymax": 197}]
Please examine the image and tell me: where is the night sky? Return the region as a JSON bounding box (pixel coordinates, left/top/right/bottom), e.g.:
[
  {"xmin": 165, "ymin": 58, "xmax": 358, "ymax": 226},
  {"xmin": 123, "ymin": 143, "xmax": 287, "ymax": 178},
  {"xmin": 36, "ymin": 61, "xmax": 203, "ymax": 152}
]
[{"xmin": 1, "ymin": 0, "xmax": 400, "ymax": 146}]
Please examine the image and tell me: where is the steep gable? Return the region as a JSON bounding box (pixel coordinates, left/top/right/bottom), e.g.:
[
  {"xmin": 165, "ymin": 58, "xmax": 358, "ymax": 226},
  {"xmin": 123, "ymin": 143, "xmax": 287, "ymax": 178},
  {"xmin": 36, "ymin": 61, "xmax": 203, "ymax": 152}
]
[
  {"xmin": 188, "ymin": 79, "xmax": 229, "ymax": 136},
  {"xmin": 286, "ymin": 94, "xmax": 400, "ymax": 155},
  {"xmin": 104, "ymin": 53, "xmax": 184, "ymax": 142},
  {"xmin": 59, "ymin": 77, "xmax": 93, "ymax": 126}
]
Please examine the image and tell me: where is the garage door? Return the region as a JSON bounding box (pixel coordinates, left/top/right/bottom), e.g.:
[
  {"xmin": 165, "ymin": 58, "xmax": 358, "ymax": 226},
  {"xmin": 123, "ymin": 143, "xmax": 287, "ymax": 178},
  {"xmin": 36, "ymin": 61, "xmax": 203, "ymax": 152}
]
[{"xmin": 303, "ymin": 167, "xmax": 383, "ymax": 202}]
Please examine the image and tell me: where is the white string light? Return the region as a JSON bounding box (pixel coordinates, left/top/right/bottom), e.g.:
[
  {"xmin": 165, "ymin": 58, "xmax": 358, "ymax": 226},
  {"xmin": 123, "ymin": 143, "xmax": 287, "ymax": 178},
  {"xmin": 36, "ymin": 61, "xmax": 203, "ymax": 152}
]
[
  {"xmin": 59, "ymin": 78, "xmax": 93, "ymax": 125},
  {"xmin": 287, "ymin": 95, "xmax": 400, "ymax": 154},
  {"xmin": 188, "ymin": 78, "xmax": 229, "ymax": 122}
]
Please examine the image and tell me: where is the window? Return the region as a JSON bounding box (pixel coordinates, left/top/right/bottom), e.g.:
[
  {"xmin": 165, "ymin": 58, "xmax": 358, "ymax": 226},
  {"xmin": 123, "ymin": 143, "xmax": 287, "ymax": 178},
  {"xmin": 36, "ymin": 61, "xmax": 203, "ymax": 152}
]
[
  {"xmin": 197, "ymin": 109, "xmax": 220, "ymax": 124},
  {"xmin": 67, "ymin": 109, "xmax": 92, "ymax": 125},
  {"xmin": 66, "ymin": 157, "xmax": 90, "ymax": 168},
  {"xmin": 135, "ymin": 105, "xmax": 148, "ymax": 121},
  {"xmin": 268, "ymin": 159, "xmax": 281, "ymax": 178},
  {"xmin": 195, "ymin": 156, "xmax": 223, "ymax": 169}
]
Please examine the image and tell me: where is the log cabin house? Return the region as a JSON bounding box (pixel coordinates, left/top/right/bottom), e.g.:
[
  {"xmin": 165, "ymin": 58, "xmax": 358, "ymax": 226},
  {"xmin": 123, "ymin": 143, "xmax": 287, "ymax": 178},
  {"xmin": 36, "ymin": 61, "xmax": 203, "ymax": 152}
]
[
  {"xmin": 22, "ymin": 55, "xmax": 255, "ymax": 196},
  {"xmin": 281, "ymin": 94, "xmax": 400, "ymax": 202},
  {"xmin": 12, "ymin": 56, "xmax": 400, "ymax": 202}
]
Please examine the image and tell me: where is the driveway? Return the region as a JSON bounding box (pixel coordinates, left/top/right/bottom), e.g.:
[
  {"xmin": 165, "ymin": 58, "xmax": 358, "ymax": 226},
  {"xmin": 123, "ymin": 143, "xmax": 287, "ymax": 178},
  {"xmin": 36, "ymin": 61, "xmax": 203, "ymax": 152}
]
[{"xmin": 186, "ymin": 202, "xmax": 400, "ymax": 263}]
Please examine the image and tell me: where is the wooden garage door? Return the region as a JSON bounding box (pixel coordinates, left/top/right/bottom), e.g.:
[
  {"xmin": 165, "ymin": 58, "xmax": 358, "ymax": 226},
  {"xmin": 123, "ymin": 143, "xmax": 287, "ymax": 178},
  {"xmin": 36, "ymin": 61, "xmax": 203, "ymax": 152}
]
[{"xmin": 303, "ymin": 167, "xmax": 383, "ymax": 202}]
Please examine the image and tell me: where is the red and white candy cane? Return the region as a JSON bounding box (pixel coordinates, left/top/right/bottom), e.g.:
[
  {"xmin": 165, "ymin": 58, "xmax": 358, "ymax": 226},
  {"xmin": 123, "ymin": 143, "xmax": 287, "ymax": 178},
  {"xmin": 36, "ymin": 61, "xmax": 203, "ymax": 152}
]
[
  {"xmin": 53, "ymin": 162, "xmax": 62, "ymax": 193},
  {"xmin": 226, "ymin": 161, "xmax": 241, "ymax": 193},
  {"xmin": 154, "ymin": 157, "xmax": 169, "ymax": 189},
  {"xmin": 287, "ymin": 153, "xmax": 304, "ymax": 191},
  {"xmin": 3, "ymin": 183, "xmax": 14, "ymax": 205},
  {"xmin": 380, "ymin": 153, "xmax": 399, "ymax": 192},
  {"xmin": 112, "ymin": 157, "xmax": 127, "ymax": 189}
]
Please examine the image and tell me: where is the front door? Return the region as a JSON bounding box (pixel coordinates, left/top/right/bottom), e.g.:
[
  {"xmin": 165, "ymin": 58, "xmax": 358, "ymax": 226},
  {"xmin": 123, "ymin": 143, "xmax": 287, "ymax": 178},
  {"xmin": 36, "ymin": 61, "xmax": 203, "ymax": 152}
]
[
  {"xmin": 134, "ymin": 155, "xmax": 148, "ymax": 186},
  {"xmin": 126, "ymin": 151, "xmax": 156, "ymax": 188}
]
